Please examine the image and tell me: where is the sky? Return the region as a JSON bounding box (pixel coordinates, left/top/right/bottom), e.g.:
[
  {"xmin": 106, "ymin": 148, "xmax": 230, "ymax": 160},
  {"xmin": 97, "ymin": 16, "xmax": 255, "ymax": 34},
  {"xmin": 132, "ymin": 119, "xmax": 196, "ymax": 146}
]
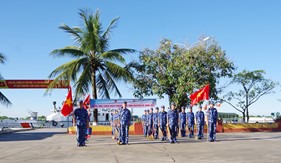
[{"xmin": 0, "ymin": 0, "xmax": 281, "ymax": 118}]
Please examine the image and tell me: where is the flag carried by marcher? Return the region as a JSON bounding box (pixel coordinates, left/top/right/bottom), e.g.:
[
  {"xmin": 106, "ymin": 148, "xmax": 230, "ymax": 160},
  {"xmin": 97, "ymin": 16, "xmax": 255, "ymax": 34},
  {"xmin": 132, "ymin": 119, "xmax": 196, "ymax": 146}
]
[
  {"xmin": 190, "ymin": 84, "xmax": 210, "ymax": 106},
  {"xmin": 83, "ymin": 94, "xmax": 90, "ymax": 109},
  {"xmin": 61, "ymin": 87, "xmax": 73, "ymax": 116}
]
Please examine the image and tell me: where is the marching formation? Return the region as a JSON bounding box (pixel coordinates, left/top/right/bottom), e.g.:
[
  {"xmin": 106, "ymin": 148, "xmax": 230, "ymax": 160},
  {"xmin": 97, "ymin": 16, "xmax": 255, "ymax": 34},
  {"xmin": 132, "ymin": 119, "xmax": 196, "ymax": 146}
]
[
  {"xmin": 110, "ymin": 101, "xmax": 218, "ymax": 145},
  {"xmin": 73, "ymin": 100, "xmax": 217, "ymax": 146}
]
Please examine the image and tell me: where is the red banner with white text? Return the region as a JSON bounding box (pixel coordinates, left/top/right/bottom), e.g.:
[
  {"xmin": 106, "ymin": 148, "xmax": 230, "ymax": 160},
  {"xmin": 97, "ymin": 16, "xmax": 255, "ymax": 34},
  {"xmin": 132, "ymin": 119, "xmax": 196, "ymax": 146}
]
[{"xmin": 0, "ymin": 80, "xmax": 69, "ymax": 89}]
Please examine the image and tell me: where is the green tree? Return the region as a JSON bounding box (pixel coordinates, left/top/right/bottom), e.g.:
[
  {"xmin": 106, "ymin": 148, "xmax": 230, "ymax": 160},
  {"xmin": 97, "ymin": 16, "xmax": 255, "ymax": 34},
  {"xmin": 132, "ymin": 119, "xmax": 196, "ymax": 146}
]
[
  {"xmin": 47, "ymin": 9, "xmax": 136, "ymax": 122},
  {"xmin": 48, "ymin": 9, "xmax": 136, "ymax": 99},
  {"xmin": 37, "ymin": 115, "xmax": 46, "ymax": 121},
  {"xmin": 0, "ymin": 115, "xmax": 9, "ymax": 120},
  {"xmin": 223, "ymin": 70, "xmax": 278, "ymax": 123},
  {"xmin": 133, "ymin": 38, "xmax": 235, "ymax": 108},
  {"xmin": 0, "ymin": 53, "xmax": 12, "ymax": 106}
]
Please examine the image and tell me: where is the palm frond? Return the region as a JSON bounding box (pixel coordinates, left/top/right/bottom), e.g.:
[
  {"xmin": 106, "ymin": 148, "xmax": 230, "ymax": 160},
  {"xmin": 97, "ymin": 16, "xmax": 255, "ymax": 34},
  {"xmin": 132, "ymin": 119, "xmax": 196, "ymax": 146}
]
[
  {"xmin": 48, "ymin": 58, "xmax": 88, "ymax": 79},
  {"xmin": 99, "ymin": 17, "xmax": 119, "ymax": 52},
  {"xmin": 51, "ymin": 46, "xmax": 85, "ymax": 58},
  {"xmin": 104, "ymin": 71, "xmax": 122, "ymax": 98},
  {"xmin": 110, "ymin": 48, "xmax": 137, "ymax": 55},
  {"xmin": 0, "ymin": 91, "xmax": 12, "ymax": 107},
  {"xmin": 46, "ymin": 58, "xmax": 88, "ymax": 95},
  {"xmin": 102, "ymin": 17, "xmax": 119, "ymax": 40},
  {"xmin": 96, "ymin": 71, "xmax": 110, "ymax": 99},
  {"xmin": 73, "ymin": 64, "xmax": 91, "ymax": 100},
  {"xmin": 105, "ymin": 61, "xmax": 134, "ymax": 82},
  {"xmin": 59, "ymin": 24, "xmax": 83, "ymax": 44},
  {"xmin": 45, "ymin": 72, "xmax": 71, "ymax": 96},
  {"xmin": 0, "ymin": 53, "xmax": 6, "ymax": 64},
  {"xmin": 125, "ymin": 61, "xmax": 143, "ymax": 71},
  {"xmin": 100, "ymin": 51, "xmax": 126, "ymax": 63}
]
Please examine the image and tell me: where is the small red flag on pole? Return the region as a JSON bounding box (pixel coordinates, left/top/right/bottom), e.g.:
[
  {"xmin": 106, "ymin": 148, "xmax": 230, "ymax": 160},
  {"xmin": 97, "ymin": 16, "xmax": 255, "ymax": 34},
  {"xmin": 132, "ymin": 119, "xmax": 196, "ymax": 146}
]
[
  {"xmin": 83, "ymin": 94, "xmax": 90, "ymax": 109},
  {"xmin": 190, "ymin": 84, "xmax": 210, "ymax": 106},
  {"xmin": 61, "ymin": 87, "xmax": 73, "ymax": 116}
]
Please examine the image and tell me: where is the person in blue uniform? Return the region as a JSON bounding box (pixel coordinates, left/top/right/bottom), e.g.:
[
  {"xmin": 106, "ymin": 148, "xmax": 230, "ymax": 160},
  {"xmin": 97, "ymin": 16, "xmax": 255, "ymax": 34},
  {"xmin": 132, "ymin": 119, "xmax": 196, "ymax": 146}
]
[
  {"xmin": 85, "ymin": 109, "xmax": 91, "ymax": 140},
  {"xmin": 113, "ymin": 109, "xmax": 120, "ymax": 140},
  {"xmin": 187, "ymin": 106, "xmax": 195, "ymax": 138},
  {"xmin": 116, "ymin": 109, "xmax": 122, "ymax": 141},
  {"xmin": 119, "ymin": 101, "xmax": 131, "ymax": 145},
  {"xmin": 147, "ymin": 108, "xmax": 154, "ymax": 137},
  {"xmin": 168, "ymin": 102, "xmax": 178, "ymax": 143},
  {"xmin": 73, "ymin": 100, "xmax": 89, "ymax": 147},
  {"xmin": 196, "ymin": 105, "xmax": 205, "ymax": 139},
  {"xmin": 153, "ymin": 107, "xmax": 160, "ymax": 139},
  {"xmin": 159, "ymin": 105, "xmax": 167, "ymax": 141},
  {"xmin": 141, "ymin": 109, "xmax": 148, "ymax": 137},
  {"xmin": 179, "ymin": 106, "xmax": 187, "ymax": 137},
  {"xmin": 207, "ymin": 101, "xmax": 218, "ymax": 142},
  {"xmin": 110, "ymin": 111, "xmax": 114, "ymax": 139}
]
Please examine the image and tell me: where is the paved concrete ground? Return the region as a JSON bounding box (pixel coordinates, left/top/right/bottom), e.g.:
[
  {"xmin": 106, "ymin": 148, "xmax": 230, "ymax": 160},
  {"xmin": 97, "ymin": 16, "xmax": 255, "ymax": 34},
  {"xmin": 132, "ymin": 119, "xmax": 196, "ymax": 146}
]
[{"xmin": 0, "ymin": 129, "xmax": 280, "ymax": 163}]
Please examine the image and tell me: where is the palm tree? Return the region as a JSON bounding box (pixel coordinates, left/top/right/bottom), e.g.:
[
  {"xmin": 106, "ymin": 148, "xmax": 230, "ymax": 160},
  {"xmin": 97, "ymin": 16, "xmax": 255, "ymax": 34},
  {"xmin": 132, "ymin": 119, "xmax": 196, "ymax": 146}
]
[
  {"xmin": 0, "ymin": 53, "xmax": 12, "ymax": 106},
  {"xmin": 48, "ymin": 9, "xmax": 136, "ymax": 111}
]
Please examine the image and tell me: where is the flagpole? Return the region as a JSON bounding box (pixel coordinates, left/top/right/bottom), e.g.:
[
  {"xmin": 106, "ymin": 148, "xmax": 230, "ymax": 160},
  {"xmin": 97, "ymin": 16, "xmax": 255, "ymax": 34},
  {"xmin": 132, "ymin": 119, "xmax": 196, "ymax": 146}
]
[{"xmin": 67, "ymin": 115, "xmax": 69, "ymax": 128}]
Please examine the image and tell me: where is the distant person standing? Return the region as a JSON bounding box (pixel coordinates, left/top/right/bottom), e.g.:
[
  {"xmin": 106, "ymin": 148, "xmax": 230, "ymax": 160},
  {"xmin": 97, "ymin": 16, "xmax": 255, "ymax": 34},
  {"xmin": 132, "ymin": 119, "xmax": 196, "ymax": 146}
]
[
  {"xmin": 147, "ymin": 108, "xmax": 154, "ymax": 137},
  {"xmin": 110, "ymin": 111, "xmax": 114, "ymax": 139},
  {"xmin": 187, "ymin": 106, "xmax": 195, "ymax": 138},
  {"xmin": 168, "ymin": 102, "xmax": 178, "ymax": 143},
  {"xmin": 153, "ymin": 107, "xmax": 160, "ymax": 139},
  {"xmin": 196, "ymin": 105, "xmax": 205, "ymax": 139},
  {"xmin": 159, "ymin": 105, "xmax": 167, "ymax": 141},
  {"xmin": 73, "ymin": 100, "xmax": 89, "ymax": 147},
  {"xmin": 85, "ymin": 108, "xmax": 92, "ymax": 139},
  {"xmin": 119, "ymin": 101, "xmax": 131, "ymax": 145},
  {"xmin": 141, "ymin": 110, "xmax": 149, "ymax": 137},
  {"xmin": 115, "ymin": 109, "xmax": 121, "ymax": 141},
  {"xmin": 207, "ymin": 101, "xmax": 218, "ymax": 142},
  {"xmin": 112, "ymin": 109, "xmax": 120, "ymax": 140},
  {"xmin": 179, "ymin": 106, "xmax": 187, "ymax": 137}
]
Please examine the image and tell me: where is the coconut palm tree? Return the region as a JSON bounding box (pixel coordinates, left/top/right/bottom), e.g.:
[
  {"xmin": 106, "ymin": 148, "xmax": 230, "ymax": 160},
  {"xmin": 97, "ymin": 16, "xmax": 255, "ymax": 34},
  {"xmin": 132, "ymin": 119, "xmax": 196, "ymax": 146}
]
[
  {"xmin": 48, "ymin": 9, "xmax": 136, "ymax": 101},
  {"xmin": 0, "ymin": 53, "xmax": 12, "ymax": 106}
]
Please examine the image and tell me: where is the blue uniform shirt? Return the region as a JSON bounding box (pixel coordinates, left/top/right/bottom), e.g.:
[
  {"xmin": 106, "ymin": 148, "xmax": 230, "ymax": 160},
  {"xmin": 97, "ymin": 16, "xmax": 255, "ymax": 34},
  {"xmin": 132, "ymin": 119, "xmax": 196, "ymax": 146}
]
[
  {"xmin": 168, "ymin": 109, "xmax": 178, "ymax": 126},
  {"xmin": 142, "ymin": 114, "xmax": 148, "ymax": 126},
  {"xmin": 113, "ymin": 113, "xmax": 120, "ymax": 125},
  {"xmin": 74, "ymin": 108, "xmax": 88, "ymax": 126},
  {"xmin": 179, "ymin": 112, "xmax": 187, "ymax": 124},
  {"xmin": 113, "ymin": 113, "xmax": 120, "ymax": 121},
  {"xmin": 153, "ymin": 113, "xmax": 159, "ymax": 125},
  {"xmin": 187, "ymin": 112, "xmax": 195, "ymax": 125},
  {"xmin": 208, "ymin": 108, "xmax": 218, "ymax": 123},
  {"xmin": 120, "ymin": 108, "xmax": 131, "ymax": 125},
  {"xmin": 196, "ymin": 111, "xmax": 205, "ymax": 125},
  {"xmin": 148, "ymin": 113, "xmax": 153, "ymax": 125},
  {"xmin": 159, "ymin": 111, "xmax": 167, "ymax": 126}
]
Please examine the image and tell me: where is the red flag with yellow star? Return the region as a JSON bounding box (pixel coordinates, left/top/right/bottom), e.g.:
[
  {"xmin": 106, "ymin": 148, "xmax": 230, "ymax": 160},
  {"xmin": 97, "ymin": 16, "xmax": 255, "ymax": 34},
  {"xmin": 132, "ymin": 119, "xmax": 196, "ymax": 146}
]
[
  {"xmin": 190, "ymin": 84, "xmax": 210, "ymax": 106},
  {"xmin": 61, "ymin": 87, "xmax": 73, "ymax": 116},
  {"xmin": 83, "ymin": 94, "xmax": 90, "ymax": 109}
]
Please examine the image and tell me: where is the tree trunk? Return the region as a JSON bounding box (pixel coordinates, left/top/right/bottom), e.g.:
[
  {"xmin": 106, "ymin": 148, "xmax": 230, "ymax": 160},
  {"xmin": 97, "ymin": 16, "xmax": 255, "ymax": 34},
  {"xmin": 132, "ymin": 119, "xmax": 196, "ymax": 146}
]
[
  {"xmin": 242, "ymin": 112, "xmax": 246, "ymax": 123},
  {"xmin": 246, "ymin": 91, "xmax": 249, "ymax": 123},
  {"xmin": 246, "ymin": 107, "xmax": 249, "ymax": 123},
  {"xmin": 91, "ymin": 68, "xmax": 98, "ymax": 124}
]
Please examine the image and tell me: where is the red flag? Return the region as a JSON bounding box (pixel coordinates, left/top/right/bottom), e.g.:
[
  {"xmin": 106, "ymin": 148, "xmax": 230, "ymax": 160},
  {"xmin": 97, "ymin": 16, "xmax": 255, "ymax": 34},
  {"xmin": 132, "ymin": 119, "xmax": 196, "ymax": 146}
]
[
  {"xmin": 61, "ymin": 87, "xmax": 73, "ymax": 116},
  {"xmin": 190, "ymin": 84, "xmax": 210, "ymax": 106},
  {"xmin": 83, "ymin": 94, "xmax": 90, "ymax": 109}
]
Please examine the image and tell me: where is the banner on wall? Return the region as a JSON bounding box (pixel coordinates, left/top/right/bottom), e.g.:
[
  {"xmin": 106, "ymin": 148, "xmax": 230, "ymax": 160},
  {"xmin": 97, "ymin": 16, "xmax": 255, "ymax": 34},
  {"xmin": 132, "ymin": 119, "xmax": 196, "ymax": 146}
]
[
  {"xmin": 90, "ymin": 98, "xmax": 156, "ymax": 108},
  {"xmin": 0, "ymin": 80, "xmax": 69, "ymax": 89}
]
